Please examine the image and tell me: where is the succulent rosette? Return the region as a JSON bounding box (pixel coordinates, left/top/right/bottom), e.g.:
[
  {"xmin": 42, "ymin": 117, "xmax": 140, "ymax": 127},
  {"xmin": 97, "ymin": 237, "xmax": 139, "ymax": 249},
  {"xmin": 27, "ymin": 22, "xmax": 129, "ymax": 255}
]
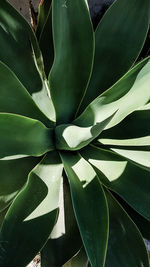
[{"xmin": 0, "ymin": 0, "xmax": 150, "ymax": 266}]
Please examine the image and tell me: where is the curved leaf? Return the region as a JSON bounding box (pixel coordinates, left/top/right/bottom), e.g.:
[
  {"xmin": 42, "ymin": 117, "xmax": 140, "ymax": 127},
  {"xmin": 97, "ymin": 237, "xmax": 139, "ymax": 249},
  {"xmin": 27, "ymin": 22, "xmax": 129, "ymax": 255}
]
[
  {"xmin": 81, "ymin": 145, "xmax": 150, "ymax": 221},
  {"xmin": 79, "ymin": 0, "xmax": 150, "ymax": 112},
  {"xmin": 0, "ymin": 151, "xmax": 63, "ymax": 267},
  {"xmin": 99, "ymin": 109, "xmax": 150, "ymax": 147},
  {"xmin": 36, "ymin": 0, "xmax": 54, "ymax": 76},
  {"xmin": 76, "ymin": 57, "xmax": 150, "ymax": 130},
  {"xmin": 0, "ymin": 207, "xmax": 8, "ymax": 229},
  {"xmin": 105, "ymin": 190, "xmax": 149, "ymax": 267},
  {"xmin": 55, "ymin": 114, "xmax": 114, "ymax": 150},
  {"xmin": 36, "ymin": 0, "xmax": 52, "ymax": 40},
  {"xmin": 0, "ymin": 0, "xmax": 54, "ymax": 122},
  {"xmin": 63, "ymin": 247, "xmax": 88, "ymax": 267},
  {"xmin": 0, "ymin": 114, "xmax": 54, "ymax": 158},
  {"xmin": 0, "ymin": 61, "xmax": 50, "ymax": 127},
  {"xmin": 41, "ymin": 172, "xmax": 82, "ymax": 267},
  {"xmin": 49, "ymin": 0, "xmax": 94, "ymax": 124},
  {"xmin": 60, "ymin": 152, "xmax": 108, "ymax": 267},
  {"xmin": 112, "ymin": 148, "xmax": 150, "ymax": 169},
  {"xmin": 0, "ymin": 156, "xmax": 40, "ymax": 212},
  {"xmin": 111, "ymin": 192, "xmax": 150, "ymax": 241},
  {"xmin": 0, "ymin": 0, "xmax": 43, "ymax": 94}
]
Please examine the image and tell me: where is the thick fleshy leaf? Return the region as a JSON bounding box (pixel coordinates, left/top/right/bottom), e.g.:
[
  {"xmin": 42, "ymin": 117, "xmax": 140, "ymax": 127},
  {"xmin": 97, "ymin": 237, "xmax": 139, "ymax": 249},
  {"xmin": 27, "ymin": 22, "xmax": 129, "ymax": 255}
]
[
  {"xmin": 76, "ymin": 57, "xmax": 150, "ymax": 130},
  {"xmin": 0, "ymin": 152, "xmax": 63, "ymax": 266},
  {"xmin": 60, "ymin": 152, "xmax": 108, "ymax": 267},
  {"xmin": 36, "ymin": 0, "xmax": 54, "ymax": 76},
  {"xmin": 0, "ymin": 114, "xmax": 54, "ymax": 158},
  {"xmin": 105, "ymin": 190, "xmax": 149, "ymax": 267},
  {"xmin": 112, "ymin": 192, "xmax": 150, "ymax": 241},
  {"xmin": 63, "ymin": 247, "xmax": 88, "ymax": 267},
  {"xmin": 49, "ymin": 0, "xmax": 94, "ymax": 124},
  {"xmin": 0, "ymin": 156, "xmax": 40, "ymax": 211},
  {"xmin": 81, "ymin": 145, "xmax": 150, "ymax": 221},
  {"xmin": 111, "ymin": 148, "xmax": 150, "ymax": 169},
  {"xmin": 0, "ymin": 0, "xmax": 43, "ymax": 94},
  {"xmin": 0, "ymin": 61, "xmax": 50, "ymax": 127},
  {"xmin": 98, "ymin": 109, "xmax": 150, "ymax": 147},
  {"xmin": 36, "ymin": 0, "xmax": 52, "ymax": 40},
  {"xmin": 79, "ymin": 0, "xmax": 150, "ymax": 112},
  {"xmin": 0, "ymin": 0, "xmax": 54, "ymax": 122},
  {"xmin": 55, "ymin": 114, "xmax": 114, "ymax": 151},
  {"xmin": 41, "ymin": 172, "xmax": 82, "ymax": 267},
  {"xmin": 0, "ymin": 207, "xmax": 8, "ymax": 229}
]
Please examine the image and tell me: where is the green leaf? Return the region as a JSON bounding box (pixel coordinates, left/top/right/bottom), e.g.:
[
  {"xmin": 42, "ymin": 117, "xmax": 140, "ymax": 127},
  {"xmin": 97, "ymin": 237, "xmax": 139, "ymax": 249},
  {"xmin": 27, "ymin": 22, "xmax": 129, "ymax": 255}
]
[
  {"xmin": 111, "ymin": 192, "xmax": 150, "ymax": 242},
  {"xmin": 105, "ymin": 190, "xmax": 149, "ymax": 267},
  {"xmin": 0, "ymin": 0, "xmax": 43, "ymax": 94},
  {"xmin": 0, "ymin": 61, "xmax": 51, "ymax": 127},
  {"xmin": 98, "ymin": 109, "xmax": 150, "ymax": 147},
  {"xmin": 36, "ymin": 0, "xmax": 54, "ymax": 76},
  {"xmin": 0, "ymin": 207, "xmax": 8, "ymax": 229},
  {"xmin": 0, "ymin": 113, "xmax": 54, "ymax": 158},
  {"xmin": 41, "ymin": 172, "xmax": 82, "ymax": 267},
  {"xmin": 63, "ymin": 247, "xmax": 88, "ymax": 267},
  {"xmin": 49, "ymin": 0, "xmax": 94, "ymax": 124},
  {"xmin": 112, "ymin": 148, "xmax": 150, "ymax": 169},
  {"xmin": 60, "ymin": 152, "xmax": 108, "ymax": 267},
  {"xmin": 36, "ymin": 0, "xmax": 52, "ymax": 40},
  {"xmin": 0, "ymin": 0, "xmax": 55, "ymax": 122},
  {"xmin": 0, "ymin": 156, "xmax": 40, "ymax": 211},
  {"xmin": 79, "ymin": 0, "xmax": 150, "ymax": 112},
  {"xmin": 0, "ymin": 151, "xmax": 63, "ymax": 266},
  {"xmin": 76, "ymin": 57, "xmax": 150, "ymax": 130},
  {"xmin": 81, "ymin": 145, "xmax": 150, "ymax": 221},
  {"xmin": 55, "ymin": 114, "xmax": 114, "ymax": 151}
]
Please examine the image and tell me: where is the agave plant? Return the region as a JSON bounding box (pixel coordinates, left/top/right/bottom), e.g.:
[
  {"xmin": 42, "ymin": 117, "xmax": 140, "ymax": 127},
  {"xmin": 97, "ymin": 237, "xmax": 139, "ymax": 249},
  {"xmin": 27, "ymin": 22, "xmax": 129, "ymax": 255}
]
[{"xmin": 0, "ymin": 0, "xmax": 150, "ymax": 266}]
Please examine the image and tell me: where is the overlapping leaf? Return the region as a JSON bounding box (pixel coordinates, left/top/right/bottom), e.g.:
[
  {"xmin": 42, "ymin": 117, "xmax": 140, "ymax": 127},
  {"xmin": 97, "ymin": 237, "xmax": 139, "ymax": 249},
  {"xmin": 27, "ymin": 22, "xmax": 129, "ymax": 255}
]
[
  {"xmin": 0, "ymin": 61, "xmax": 51, "ymax": 126},
  {"xmin": 36, "ymin": 0, "xmax": 54, "ymax": 76},
  {"xmin": 0, "ymin": 0, "xmax": 54, "ymax": 122},
  {"xmin": 0, "ymin": 152, "xmax": 63, "ymax": 266},
  {"xmin": 41, "ymin": 172, "xmax": 82, "ymax": 267},
  {"xmin": 36, "ymin": 0, "xmax": 52, "ymax": 40},
  {"xmin": 0, "ymin": 0, "xmax": 43, "ymax": 94},
  {"xmin": 76, "ymin": 57, "xmax": 150, "ymax": 130},
  {"xmin": 49, "ymin": 0, "xmax": 94, "ymax": 123},
  {"xmin": 105, "ymin": 191, "xmax": 149, "ymax": 267},
  {"xmin": 0, "ymin": 156, "xmax": 40, "ymax": 211},
  {"xmin": 63, "ymin": 247, "xmax": 88, "ymax": 267},
  {"xmin": 0, "ymin": 114, "xmax": 54, "ymax": 158},
  {"xmin": 79, "ymin": 0, "xmax": 150, "ymax": 112},
  {"xmin": 111, "ymin": 193, "xmax": 150, "ymax": 241},
  {"xmin": 60, "ymin": 152, "xmax": 108, "ymax": 267},
  {"xmin": 55, "ymin": 114, "xmax": 114, "ymax": 151},
  {"xmin": 98, "ymin": 109, "xmax": 150, "ymax": 147},
  {"xmin": 81, "ymin": 145, "xmax": 150, "ymax": 221}
]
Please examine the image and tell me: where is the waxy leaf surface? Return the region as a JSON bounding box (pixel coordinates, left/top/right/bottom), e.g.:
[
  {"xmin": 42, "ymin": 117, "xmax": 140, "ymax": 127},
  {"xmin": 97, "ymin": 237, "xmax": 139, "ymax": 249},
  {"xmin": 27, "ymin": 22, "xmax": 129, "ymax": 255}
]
[
  {"xmin": 0, "ymin": 114, "xmax": 54, "ymax": 158},
  {"xmin": 80, "ymin": 0, "xmax": 150, "ymax": 111},
  {"xmin": 55, "ymin": 114, "xmax": 113, "ymax": 150},
  {"xmin": 37, "ymin": 0, "xmax": 54, "ymax": 76},
  {"xmin": 60, "ymin": 152, "xmax": 108, "ymax": 267},
  {"xmin": 0, "ymin": 156, "xmax": 40, "ymax": 211},
  {"xmin": 41, "ymin": 173, "xmax": 82, "ymax": 267},
  {"xmin": 0, "ymin": 61, "xmax": 50, "ymax": 127},
  {"xmin": 0, "ymin": 152, "xmax": 63, "ymax": 266},
  {"xmin": 76, "ymin": 57, "xmax": 150, "ymax": 130},
  {"xmin": 99, "ymin": 109, "xmax": 150, "ymax": 147},
  {"xmin": 0, "ymin": 0, "xmax": 54, "ymax": 122},
  {"xmin": 63, "ymin": 247, "xmax": 88, "ymax": 267},
  {"xmin": 105, "ymin": 191, "xmax": 149, "ymax": 267},
  {"xmin": 81, "ymin": 145, "xmax": 150, "ymax": 221},
  {"xmin": 49, "ymin": 0, "xmax": 94, "ymax": 123}
]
